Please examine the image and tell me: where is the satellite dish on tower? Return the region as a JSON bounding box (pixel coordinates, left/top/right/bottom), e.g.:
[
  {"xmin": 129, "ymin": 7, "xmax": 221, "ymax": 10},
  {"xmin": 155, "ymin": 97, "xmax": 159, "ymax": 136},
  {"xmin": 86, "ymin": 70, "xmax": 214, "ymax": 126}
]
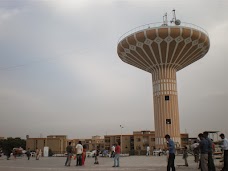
[
  {"xmin": 170, "ymin": 9, "xmax": 181, "ymax": 26},
  {"xmin": 175, "ymin": 19, "xmax": 181, "ymax": 25}
]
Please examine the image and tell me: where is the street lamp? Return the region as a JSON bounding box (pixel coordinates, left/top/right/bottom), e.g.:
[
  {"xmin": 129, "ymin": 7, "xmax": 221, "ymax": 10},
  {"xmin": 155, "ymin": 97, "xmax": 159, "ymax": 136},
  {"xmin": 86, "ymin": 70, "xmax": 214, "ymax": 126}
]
[{"xmin": 120, "ymin": 125, "xmax": 124, "ymax": 154}]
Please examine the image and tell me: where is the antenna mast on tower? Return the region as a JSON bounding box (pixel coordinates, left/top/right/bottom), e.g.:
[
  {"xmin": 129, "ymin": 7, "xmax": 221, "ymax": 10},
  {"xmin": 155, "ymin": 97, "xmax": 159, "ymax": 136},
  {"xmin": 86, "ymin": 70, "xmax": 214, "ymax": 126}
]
[
  {"xmin": 163, "ymin": 13, "xmax": 168, "ymax": 26},
  {"xmin": 170, "ymin": 9, "xmax": 181, "ymax": 25}
]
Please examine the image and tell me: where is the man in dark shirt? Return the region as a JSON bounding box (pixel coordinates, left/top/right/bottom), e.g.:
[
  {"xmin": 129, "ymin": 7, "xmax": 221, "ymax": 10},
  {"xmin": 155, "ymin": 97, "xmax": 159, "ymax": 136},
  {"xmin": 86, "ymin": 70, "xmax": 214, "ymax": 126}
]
[
  {"xmin": 199, "ymin": 133, "xmax": 209, "ymax": 171},
  {"xmin": 26, "ymin": 148, "xmax": 31, "ymax": 160},
  {"xmin": 203, "ymin": 132, "xmax": 215, "ymax": 171},
  {"xmin": 165, "ymin": 134, "xmax": 176, "ymax": 171},
  {"xmin": 65, "ymin": 142, "xmax": 73, "ymax": 166}
]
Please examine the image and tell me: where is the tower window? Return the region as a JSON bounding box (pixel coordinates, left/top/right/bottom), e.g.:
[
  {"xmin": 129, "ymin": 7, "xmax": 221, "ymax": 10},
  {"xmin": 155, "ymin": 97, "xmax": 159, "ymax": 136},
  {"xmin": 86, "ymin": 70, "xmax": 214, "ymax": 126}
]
[
  {"xmin": 166, "ymin": 119, "xmax": 171, "ymax": 124},
  {"xmin": 165, "ymin": 95, "xmax": 169, "ymax": 101}
]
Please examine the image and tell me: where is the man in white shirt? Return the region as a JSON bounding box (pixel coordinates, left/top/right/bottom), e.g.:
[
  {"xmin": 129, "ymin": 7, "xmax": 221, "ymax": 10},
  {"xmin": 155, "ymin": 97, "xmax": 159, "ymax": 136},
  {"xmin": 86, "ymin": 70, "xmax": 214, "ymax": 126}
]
[
  {"xmin": 220, "ymin": 133, "xmax": 228, "ymax": 171},
  {"xmin": 191, "ymin": 141, "xmax": 200, "ymax": 163},
  {"xmin": 146, "ymin": 146, "xmax": 150, "ymax": 156},
  {"xmin": 111, "ymin": 145, "xmax": 115, "ymax": 158},
  {"xmin": 76, "ymin": 141, "xmax": 83, "ymax": 166}
]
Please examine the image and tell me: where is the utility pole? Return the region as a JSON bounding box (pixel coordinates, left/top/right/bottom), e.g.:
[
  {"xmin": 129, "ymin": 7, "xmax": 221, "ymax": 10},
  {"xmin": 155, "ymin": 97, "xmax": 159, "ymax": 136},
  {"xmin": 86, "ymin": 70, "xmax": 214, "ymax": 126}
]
[{"xmin": 120, "ymin": 125, "xmax": 124, "ymax": 154}]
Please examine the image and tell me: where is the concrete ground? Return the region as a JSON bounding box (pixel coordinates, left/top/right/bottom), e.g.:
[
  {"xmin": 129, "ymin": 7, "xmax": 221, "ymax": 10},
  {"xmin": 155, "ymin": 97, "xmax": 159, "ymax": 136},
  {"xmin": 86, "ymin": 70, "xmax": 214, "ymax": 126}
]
[{"xmin": 0, "ymin": 155, "xmax": 222, "ymax": 171}]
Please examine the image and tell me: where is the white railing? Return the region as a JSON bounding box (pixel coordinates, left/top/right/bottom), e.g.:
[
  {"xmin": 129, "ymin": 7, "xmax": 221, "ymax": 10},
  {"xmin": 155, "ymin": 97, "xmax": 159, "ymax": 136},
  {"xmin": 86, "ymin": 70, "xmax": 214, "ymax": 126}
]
[{"xmin": 118, "ymin": 22, "xmax": 209, "ymax": 43}]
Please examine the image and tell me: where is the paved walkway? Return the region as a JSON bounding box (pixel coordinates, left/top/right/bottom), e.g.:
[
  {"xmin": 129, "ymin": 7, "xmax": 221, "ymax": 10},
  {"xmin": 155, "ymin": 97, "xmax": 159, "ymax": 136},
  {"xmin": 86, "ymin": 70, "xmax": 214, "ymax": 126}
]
[{"xmin": 0, "ymin": 155, "xmax": 222, "ymax": 171}]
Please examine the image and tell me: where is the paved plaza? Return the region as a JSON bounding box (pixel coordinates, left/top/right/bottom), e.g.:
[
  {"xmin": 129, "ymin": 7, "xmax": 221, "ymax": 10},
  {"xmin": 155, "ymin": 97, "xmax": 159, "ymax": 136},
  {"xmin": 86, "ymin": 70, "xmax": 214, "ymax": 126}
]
[{"xmin": 0, "ymin": 155, "xmax": 221, "ymax": 171}]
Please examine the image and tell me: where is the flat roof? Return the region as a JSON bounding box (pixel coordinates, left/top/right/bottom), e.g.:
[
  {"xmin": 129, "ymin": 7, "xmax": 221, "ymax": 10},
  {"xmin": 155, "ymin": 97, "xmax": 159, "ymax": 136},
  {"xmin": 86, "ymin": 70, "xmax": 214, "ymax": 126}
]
[{"xmin": 204, "ymin": 131, "xmax": 219, "ymax": 133}]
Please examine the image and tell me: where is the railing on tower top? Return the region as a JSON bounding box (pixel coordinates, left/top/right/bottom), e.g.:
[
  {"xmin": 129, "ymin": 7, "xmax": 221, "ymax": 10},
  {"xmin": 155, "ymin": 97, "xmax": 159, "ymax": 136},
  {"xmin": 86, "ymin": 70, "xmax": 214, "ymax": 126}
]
[{"xmin": 118, "ymin": 22, "xmax": 209, "ymax": 43}]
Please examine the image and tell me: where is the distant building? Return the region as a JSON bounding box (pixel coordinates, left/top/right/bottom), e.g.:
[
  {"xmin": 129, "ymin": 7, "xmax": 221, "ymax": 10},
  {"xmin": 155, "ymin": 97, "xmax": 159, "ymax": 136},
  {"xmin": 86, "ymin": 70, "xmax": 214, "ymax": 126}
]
[
  {"xmin": 26, "ymin": 131, "xmax": 188, "ymax": 155},
  {"xmin": 105, "ymin": 130, "xmax": 189, "ymax": 154},
  {"xmin": 26, "ymin": 135, "xmax": 105, "ymax": 154},
  {"xmin": 26, "ymin": 135, "xmax": 67, "ymax": 153},
  {"xmin": 104, "ymin": 134, "xmax": 133, "ymax": 154},
  {"xmin": 133, "ymin": 131, "xmax": 155, "ymax": 155},
  {"xmin": 69, "ymin": 135, "xmax": 105, "ymax": 151},
  {"xmin": 180, "ymin": 133, "xmax": 189, "ymax": 147}
]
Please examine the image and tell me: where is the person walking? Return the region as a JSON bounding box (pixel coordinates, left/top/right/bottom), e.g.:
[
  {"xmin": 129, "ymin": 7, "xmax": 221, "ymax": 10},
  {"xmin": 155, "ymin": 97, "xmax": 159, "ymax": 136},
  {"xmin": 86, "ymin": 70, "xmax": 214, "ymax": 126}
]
[
  {"xmin": 26, "ymin": 148, "xmax": 31, "ymax": 160},
  {"xmin": 165, "ymin": 134, "xmax": 176, "ymax": 171},
  {"xmin": 203, "ymin": 132, "xmax": 216, "ymax": 171},
  {"xmin": 219, "ymin": 133, "xmax": 228, "ymax": 171},
  {"xmin": 198, "ymin": 133, "xmax": 209, "ymax": 171},
  {"xmin": 36, "ymin": 148, "xmax": 40, "ymax": 160},
  {"xmin": 94, "ymin": 146, "xmax": 100, "ymax": 164},
  {"xmin": 65, "ymin": 142, "xmax": 73, "ymax": 166},
  {"xmin": 159, "ymin": 148, "xmax": 163, "ymax": 156},
  {"xmin": 112, "ymin": 142, "xmax": 121, "ymax": 167},
  {"xmin": 182, "ymin": 146, "xmax": 188, "ymax": 166},
  {"xmin": 76, "ymin": 141, "xmax": 83, "ymax": 166},
  {"xmin": 5, "ymin": 148, "xmax": 11, "ymax": 160},
  {"xmin": 39, "ymin": 149, "xmax": 42, "ymax": 158},
  {"xmin": 146, "ymin": 146, "xmax": 150, "ymax": 156}
]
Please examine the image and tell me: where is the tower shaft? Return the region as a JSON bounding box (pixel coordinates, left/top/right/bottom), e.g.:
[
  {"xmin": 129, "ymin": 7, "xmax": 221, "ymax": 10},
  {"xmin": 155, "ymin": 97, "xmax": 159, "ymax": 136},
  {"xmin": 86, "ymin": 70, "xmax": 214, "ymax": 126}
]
[{"xmin": 152, "ymin": 67, "xmax": 180, "ymax": 148}]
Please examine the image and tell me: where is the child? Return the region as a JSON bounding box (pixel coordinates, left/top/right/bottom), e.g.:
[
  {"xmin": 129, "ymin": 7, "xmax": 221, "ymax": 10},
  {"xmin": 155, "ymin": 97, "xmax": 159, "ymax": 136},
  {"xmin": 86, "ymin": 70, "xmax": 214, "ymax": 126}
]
[
  {"xmin": 94, "ymin": 146, "xmax": 100, "ymax": 164},
  {"xmin": 183, "ymin": 146, "xmax": 188, "ymax": 166}
]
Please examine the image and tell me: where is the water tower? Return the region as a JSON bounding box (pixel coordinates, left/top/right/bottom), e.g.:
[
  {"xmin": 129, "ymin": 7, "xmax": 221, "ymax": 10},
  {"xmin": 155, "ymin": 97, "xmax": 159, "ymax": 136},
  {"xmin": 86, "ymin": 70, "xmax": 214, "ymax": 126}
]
[{"xmin": 117, "ymin": 10, "xmax": 210, "ymax": 148}]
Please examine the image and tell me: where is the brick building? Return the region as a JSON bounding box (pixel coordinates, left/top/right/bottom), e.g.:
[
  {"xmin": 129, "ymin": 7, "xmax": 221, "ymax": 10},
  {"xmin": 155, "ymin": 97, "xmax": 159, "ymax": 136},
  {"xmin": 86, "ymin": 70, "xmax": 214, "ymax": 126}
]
[{"xmin": 26, "ymin": 131, "xmax": 188, "ymax": 155}]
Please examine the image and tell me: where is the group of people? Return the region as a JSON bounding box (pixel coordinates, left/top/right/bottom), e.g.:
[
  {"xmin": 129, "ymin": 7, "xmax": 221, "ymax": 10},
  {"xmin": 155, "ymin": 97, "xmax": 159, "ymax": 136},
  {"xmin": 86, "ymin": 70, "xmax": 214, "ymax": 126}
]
[
  {"xmin": 35, "ymin": 148, "xmax": 42, "ymax": 160},
  {"xmin": 183, "ymin": 131, "xmax": 228, "ymax": 171},
  {"xmin": 4, "ymin": 147, "xmax": 23, "ymax": 160},
  {"xmin": 65, "ymin": 141, "xmax": 86, "ymax": 167},
  {"xmin": 25, "ymin": 148, "xmax": 42, "ymax": 160},
  {"xmin": 4, "ymin": 133, "xmax": 227, "ymax": 171},
  {"xmin": 4, "ymin": 147, "xmax": 42, "ymax": 161},
  {"xmin": 166, "ymin": 132, "xmax": 228, "ymax": 171},
  {"xmin": 195, "ymin": 132, "xmax": 228, "ymax": 171},
  {"xmin": 65, "ymin": 141, "xmax": 121, "ymax": 168},
  {"xmin": 197, "ymin": 132, "xmax": 216, "ymax": 171}
]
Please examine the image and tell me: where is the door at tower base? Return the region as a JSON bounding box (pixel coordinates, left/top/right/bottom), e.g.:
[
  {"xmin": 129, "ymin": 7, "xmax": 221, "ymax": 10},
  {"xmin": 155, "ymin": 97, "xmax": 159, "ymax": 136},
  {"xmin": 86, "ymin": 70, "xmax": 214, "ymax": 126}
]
[{"xmin": 43, "ymin": 146, "xmax": 49, "ymax": 157}]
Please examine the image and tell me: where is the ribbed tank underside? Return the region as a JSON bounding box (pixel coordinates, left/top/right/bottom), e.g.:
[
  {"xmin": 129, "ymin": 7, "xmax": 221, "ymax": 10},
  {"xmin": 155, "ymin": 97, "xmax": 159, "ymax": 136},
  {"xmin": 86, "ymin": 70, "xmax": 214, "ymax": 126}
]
[{"xmin": 117, "ymin": 26, "xmax": 210, "ymax": 72}]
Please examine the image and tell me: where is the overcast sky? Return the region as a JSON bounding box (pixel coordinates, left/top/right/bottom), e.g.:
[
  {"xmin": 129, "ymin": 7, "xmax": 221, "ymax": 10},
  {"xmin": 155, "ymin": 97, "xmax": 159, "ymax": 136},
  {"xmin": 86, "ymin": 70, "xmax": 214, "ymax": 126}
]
[{"xmin": 0, "ymin": 0, "xmax": 227, "ymax": 140}]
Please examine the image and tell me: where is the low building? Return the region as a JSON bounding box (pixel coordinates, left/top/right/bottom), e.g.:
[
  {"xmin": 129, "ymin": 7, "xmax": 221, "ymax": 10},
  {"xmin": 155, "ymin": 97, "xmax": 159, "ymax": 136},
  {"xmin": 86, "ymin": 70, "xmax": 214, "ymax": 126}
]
[
  {"xmin": 133, "ymin": 131, "xmax": 155, "ymax": 155},
  {"xmin": 104, "ymin": 130, "xmax": 189, "ymax": 154},
  {"xmin": 26, "ymin": 135, "xmax": 67, "ymax": 154},
  {"xmin": 180, "ymin": 133, "xmax": 189, "ymax": 147},
  {"xmin": 70, "ymin": 136, "xmax": 105, "ymax": 152},
  {"xmin": 26, "ymin": 131, "xmax": 188, "ymax": 155},
  {"xmin": 104, "ymin": 134, "xmax": 133, "ymax": 154}
]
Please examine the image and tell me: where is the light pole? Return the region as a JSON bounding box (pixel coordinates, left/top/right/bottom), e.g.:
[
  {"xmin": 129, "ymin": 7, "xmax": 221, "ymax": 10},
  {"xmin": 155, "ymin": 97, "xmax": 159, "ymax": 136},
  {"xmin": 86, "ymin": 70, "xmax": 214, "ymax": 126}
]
[{"xmin": 120, "ymin": 125, "xmax": 124, "ymax": 154}]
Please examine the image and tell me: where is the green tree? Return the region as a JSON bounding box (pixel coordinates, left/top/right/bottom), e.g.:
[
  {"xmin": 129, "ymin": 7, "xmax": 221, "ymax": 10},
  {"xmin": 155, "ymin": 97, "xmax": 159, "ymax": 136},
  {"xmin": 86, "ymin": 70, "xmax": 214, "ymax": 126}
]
[{"xmin": 0, "ymin": 137, "xmax": 26, "ymax": 154}]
